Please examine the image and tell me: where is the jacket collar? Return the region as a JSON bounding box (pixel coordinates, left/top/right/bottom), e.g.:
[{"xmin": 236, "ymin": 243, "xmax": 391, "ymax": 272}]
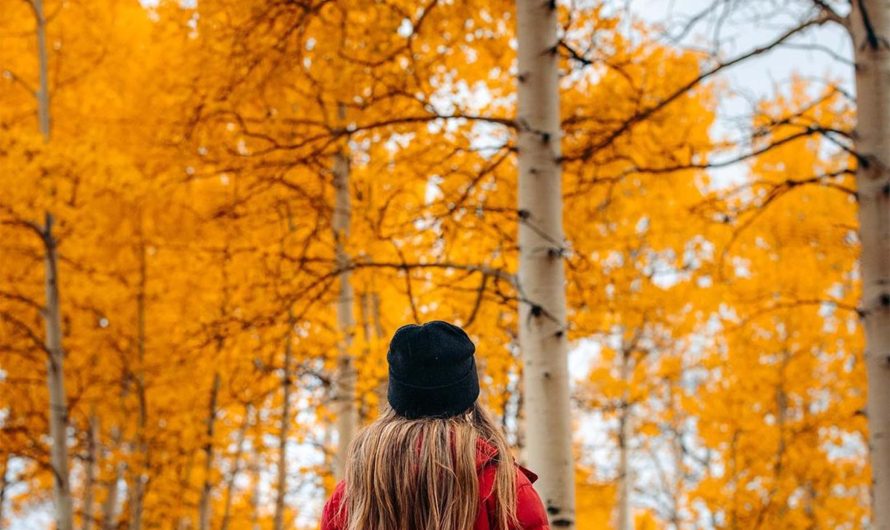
[{"xmin": 475, "ymin": 438, "xmax": 538, "ymax": 483}]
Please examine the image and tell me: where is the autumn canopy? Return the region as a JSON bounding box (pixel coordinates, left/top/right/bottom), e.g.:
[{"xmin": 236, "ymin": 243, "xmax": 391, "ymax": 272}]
[{"xmin": 1, "ymin": 0, "xmax": 888, "ymax": 529}]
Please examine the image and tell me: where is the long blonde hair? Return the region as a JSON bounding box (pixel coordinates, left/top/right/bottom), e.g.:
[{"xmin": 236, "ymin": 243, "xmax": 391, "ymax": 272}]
[{"xmin": 340, "ymin": 403, "xmax": 518, "ymax": 530}]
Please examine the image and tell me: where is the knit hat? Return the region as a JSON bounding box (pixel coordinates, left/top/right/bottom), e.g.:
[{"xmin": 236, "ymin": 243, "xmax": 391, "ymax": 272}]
[{"xmin": 386, "ymin": 320, "xmax": 480, "ymax": 419}]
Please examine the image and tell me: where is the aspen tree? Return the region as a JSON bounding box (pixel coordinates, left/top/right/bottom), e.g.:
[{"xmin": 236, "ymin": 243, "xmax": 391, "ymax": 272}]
[
  {"xmin": 30, "ymin": 0, "xmax": 74, "ymax": 527},
  {"xmin": 197, "ymin": 372, "xmax": 220, "ymax": 530},
  {"xmin": 850, "ymin": 2, "xmax": 890, "ymax": 527},
  {"xmin": 273, "ymin": 322, "xmax": 294, "ymax": 530},
  {"xmin": 0, "ymin": 454, "xmax": 8, "ymax": 528},
  {"xmin": 81, "ymin": 414, "xmax": 98, "ymax": 530},
  {"xmin": 516, "ymin": 0, "xmax": 575, "ymax": 527},
  {"xmin": 42, "ymin": 214, "xmax": 73, "ymax": 530},
  {"xmin": 333, "ymin": 101, "xmax": 357, "ymax": 479}
]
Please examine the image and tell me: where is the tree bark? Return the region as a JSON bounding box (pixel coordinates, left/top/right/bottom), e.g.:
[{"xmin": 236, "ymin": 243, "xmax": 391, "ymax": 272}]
[
  {"xmin": 33, "ymin": 2, "xmax": 70, "ymax": 525},
  {"xmin": 273, "ymin": 324, "xmax": 294, "ymax": 530},
  {"xmin": 515, "ymin": 1, "xmax": 575, "ymax": 527},
  {"xmin": 128, "ymin": 241, "xmax": 148, "ymax": 530},
  {"xmin": 34, "ymin": 0, "xmax": 50, "ymax": 139},
  {"xmin": 43, "ymin": 213, "xmax": 74, "ymax": 530},
  {"xmin": 197, "ymin": 372, "xmax": 221, "ymax": 530},
  {"xmin": 0, "ymin": 453, "xmax": 9, "ymax": 529},
  {"xmin": 249, "ymin": 449, "xmax": 261, "ymax": 530},
  {"xmin": 81, "ymin": 414, "xmax": 99, "ymax": 530},
  {"xmin": 101, "ymin": 425, "xmax": 123, "ymax": 530},
  {"xmin": 332, "ymin": 102, "xmax": 357, "ymax": 480},
  {"xmin": 220, "ymin": 405, "xmax": 251, "ymax": 530},
  {"xmin": 358, "ymin": 289, "xmax": 387, "ymax": 420},
  {"xmin": 617, "ymin": 348, "xmax": 632, "ymax": 530},
  {"xmin": 850, "ymin": 2, "xmax": 890, "ymax": 528}
]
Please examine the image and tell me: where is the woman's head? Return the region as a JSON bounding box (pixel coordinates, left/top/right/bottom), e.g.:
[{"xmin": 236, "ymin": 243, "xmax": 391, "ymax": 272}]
[
  {"xmin": 340, "ymin": 321, "xmax": 518, "ymax": 530},
  {"xmin": 385, "ymin": 320, "xmax": 480, "ymax": 419}
]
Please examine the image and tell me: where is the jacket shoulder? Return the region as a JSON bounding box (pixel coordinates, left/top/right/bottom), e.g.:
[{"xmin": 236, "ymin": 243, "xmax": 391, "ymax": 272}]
[
  {"xmin": 514, "ymin": 466, "xmax": 549, "ymax": 530},
  {"xmin": 320, "ymin": 481, "xmax": 347, "ymax": 530},
  {"xmin": 480, "ymin": 460, "xmax": 550, "ymax": 530}
]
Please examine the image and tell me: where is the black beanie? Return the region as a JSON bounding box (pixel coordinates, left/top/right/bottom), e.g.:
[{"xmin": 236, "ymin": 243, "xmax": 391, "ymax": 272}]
[{"xmin": 386, "ymin": 320, "xmax": 480, "ymax": 419}]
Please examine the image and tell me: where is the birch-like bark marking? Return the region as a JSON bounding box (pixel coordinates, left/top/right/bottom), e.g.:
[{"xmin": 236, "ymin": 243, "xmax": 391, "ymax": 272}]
[
  {"xmin": 81, "ymin": 414, "xmax": 99, "ymax": 530},
  {"xmin": 43, "ymin": 214, "xmax": 74, "ymax": 530},
  {"xmin": 128, "ymin": 240, "xmax": 148, "ymax": 530},
  {"xmin": 617, "ymin": 348, "xmax": 632, "ymax": 530},
  {"xmin": 101, "ymin": 425, "xmax": 123, "ymax": 530},
  {"xmin": 359, "ymin": 289, "xmax": 387, "ymax": 419},
  {"xmin": 516, "ymin": 1, "xmax": 575, "ymax": 527},
  {"xmin": 197, "ymin": 372, "xmax": 221, "ymax": 530},
  {"xmin": 33, "ymin": 1, "xmax": 72, "ymax": 527},
  {"xmin": 850, "ymin": 2, "xmax": 890, "ymax": 528},
  {"xmin": 273, "ymin": 325, "xmax": 294, "ymax": 530},
  {"xmin": 220, "ymin": 406, "xmax": 251, "ymax": 530},
  {"xmin": 332, "ymin": 102, "xmax": 357, "ymax": 479},
  {"xmin": 34, "ymin": 0, "xmax": 50, "ymax": 138},
  {"xmin": 249, "ymin": 449, "xmax": 261, "ymax": 530},
  {"xmin": 0, "ymin": 454, "xmax": 9, "ymax": 528}
]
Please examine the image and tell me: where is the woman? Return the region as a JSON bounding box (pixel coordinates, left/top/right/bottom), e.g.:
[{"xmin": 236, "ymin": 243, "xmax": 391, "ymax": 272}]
[{"xmin": 320, "ymin": 320, "xmax": 550, "ymax": 530}]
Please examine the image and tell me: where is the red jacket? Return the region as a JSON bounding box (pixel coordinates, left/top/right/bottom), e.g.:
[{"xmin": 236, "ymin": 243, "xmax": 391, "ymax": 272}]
[{"xmin": 320, "ymin": 440, "xmax": 550, "ymax": 529}]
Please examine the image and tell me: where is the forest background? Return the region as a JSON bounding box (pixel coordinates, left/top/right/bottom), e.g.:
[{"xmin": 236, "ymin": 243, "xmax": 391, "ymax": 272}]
[{"xmin": 1, "ymin": 0, "xmax": 887, "ymax": 529}]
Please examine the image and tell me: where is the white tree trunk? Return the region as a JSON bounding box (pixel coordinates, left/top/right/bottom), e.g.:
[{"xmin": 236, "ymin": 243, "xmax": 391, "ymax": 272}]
[
  {"xmin": 617, "ymin": 349, "xmax": 632, "ymax": 530},
  {"xmin": 0, "ymin": 453, "xmax": 9, "ymax": 529},
  {"xmin": 850, "ymin": 3, "xmax": 890, "ymax": 529},
  {"xmin": 273, "ymin": 326, "xmax": 293, "ymax": 530},
  {"xmin": 516, "ymin": 1, "xmax": 575, "ymax": 527},
  {"xmin": 332, "ymin": 102, "xmax": 357, "ymax": 480},
  {"xmin": 81, "ymin": 414, "xmax": 99, "ymax": 530},
  {"xmin": 34, "ymin": 0, "xmax": 50, "ymax": 139},
  {"xmin": 249, "ymin": 449, "xmax": 261, "ymax": 530},
  {"xmin": 220, "ymin": 405, "xmax": 250, "ymax": 530},
  {"xmin": 101, "ymin": 425, "xmax": 123, "ymax": 530},
  {"xmin": 43, "ymin": 214, "xmax": 74, "ymax": 530},
  {"xmin": 33, "ymin": 2, "xmax": 71, "ymax": 527},
  {"xmin": 359, "ymin": 289, "xmax": 387, "ymax": 419},
  {"xmin": 197, "ymin": 372, "xmax": 221, "ymax": 530},
  {"xmin": 128, "ymin": 241, "xmax": 148, "ymax": 530}
]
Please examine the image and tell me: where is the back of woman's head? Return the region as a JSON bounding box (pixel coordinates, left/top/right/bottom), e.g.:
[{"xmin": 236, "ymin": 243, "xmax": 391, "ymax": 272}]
[{"xmin": 340, "ymin": 321, "xmax": 518, "ymax": 530}]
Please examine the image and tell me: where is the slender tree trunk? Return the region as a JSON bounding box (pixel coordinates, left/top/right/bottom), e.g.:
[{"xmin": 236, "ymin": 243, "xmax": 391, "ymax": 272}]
[
  {"xmin": 220, "ymin": 406, "xmax": 251, "ymax": 530},
  {"xmin": 34, "ymin": 0, "xmax": 50, "ymax": 139},
  {"xmin": 358, "ymin": 289, "xmax": 387, "ymax": 420},
  {"xmin": 129, "ymin": 241, "xmax": 148, "ymax": 530},
  {"xmin": 668, "ymin": 383, "xmax": 684, "ymax": 530},
  {"xmin": 34, "ymin": 6, "xmax": 70, "ymax": 524},
  {"xmin": 617, "ymin": 349, "xmax": 632, "ymax": 530},
  {"xmin": 322, "ymin": 425, "xmax": 335, "ymax": 494},
  {"xmin": 357, "ymin": 290, "xmax": 373, "ymax": 421},
  {"xmin": 617, "ymin": 408, "xmax": 632, "ymax": 530},
  {"xmin": 332, "ymin": 102, "xmax": 357, "ymax": 480},
  {"xmin": 101, "ymin": 425, "xmax": 124, "ymax": 530},
  {"xmin": 42, "ymin": 213, "xmax": 74, "ymax": 530},
  {"xmin": 249, "ymin": 450, "xmax": 261, "ymax": 530},
  {"xmin": 515, "ymin": 1, "xmax": 575, "ymax": 528},
  {"xmin": 273, "ymin": 324, "xmax": 294, "ymax": 530},
  {"xmin": 850, "ymin": 3, "xmax": 890, "ymax": 529},
  {"xmin": 197, "ymin": 372, "xmax": 221, "ymax": 530},
  {"xmin": 81, "ymin": 414, "xmax": 99, "ymax": 530},
  {"xmin": 369, "ymin": 290, "xmax": 387, "ymax": 408},
  {"xmin": 507, "ymin": 325, "xmax": 526, "ymax": 464},
  {"xmin": 0, "ymin": 453, "xmax": 9, "ymax": 529}
]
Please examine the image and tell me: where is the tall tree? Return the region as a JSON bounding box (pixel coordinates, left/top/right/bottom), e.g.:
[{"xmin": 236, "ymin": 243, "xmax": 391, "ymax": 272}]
[
  {"xmin": 850, "ymin": 1, "xmax": 890, "ymax": 527},
  {"xmin": 332, "ymin": 101, "xmax": 357, "ymax": 480},
  {"xmin": 516, "ymin": 0, "xmax": 575, "ymax": 528},
  {"xmin": 31, "ymin": 0, "xmax": 73, "ymax": 526}
]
